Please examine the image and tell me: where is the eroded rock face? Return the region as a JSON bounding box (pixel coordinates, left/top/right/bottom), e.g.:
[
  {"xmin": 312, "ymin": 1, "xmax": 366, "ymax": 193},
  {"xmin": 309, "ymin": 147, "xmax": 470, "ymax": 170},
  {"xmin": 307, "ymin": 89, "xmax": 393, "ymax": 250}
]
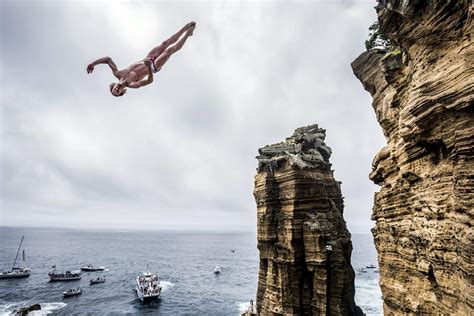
[
  {"xmin": 254, "ymin": 124, "xmax": 362, "ymax": 315},
  {"xmin": 352, "ymin": 1, "xmax": 473, "ymax": 314}
]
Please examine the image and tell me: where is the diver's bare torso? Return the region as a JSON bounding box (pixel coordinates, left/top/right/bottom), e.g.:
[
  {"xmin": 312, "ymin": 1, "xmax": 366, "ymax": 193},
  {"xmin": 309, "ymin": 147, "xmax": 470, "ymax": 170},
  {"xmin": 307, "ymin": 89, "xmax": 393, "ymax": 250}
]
[{"xmin": 115, "ymin": 61, "xmax": 151, "ymax": 86}]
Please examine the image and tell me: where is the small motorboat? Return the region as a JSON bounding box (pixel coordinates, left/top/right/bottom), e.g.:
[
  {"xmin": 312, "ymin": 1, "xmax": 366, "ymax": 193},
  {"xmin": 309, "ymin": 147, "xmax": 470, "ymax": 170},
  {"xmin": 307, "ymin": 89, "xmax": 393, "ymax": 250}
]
[
  {"xmin": 90, "ymin": 277, "xmax": 105, "ymax": 284},
  {"xmin": 80, "ymin": 264, "xmax": 106, "ymax": 272},
  {"xmin": 63, "ymin": 288, "xmax": 82, "ymax": 297},
  {"xmin": 366, "ymin": 264, "xmax": 376, "ymax": 269},
  {"xmin": 357, "ymin": 268, "xmax": 367, "ymax": 273},
  {"xmin": 214, "ymin": 265, "xmax": 221, "ymax": 274}
]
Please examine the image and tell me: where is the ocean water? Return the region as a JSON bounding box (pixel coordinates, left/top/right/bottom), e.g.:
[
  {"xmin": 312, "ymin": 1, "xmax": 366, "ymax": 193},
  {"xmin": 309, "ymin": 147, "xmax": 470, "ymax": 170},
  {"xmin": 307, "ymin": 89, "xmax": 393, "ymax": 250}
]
[
  {"xmin": 352, "ymin": 234, "xmax": 383, "ymax": 316},
  {"xmin": 0, "ymin": 227, "xmax": 382, "ymax": 315}
]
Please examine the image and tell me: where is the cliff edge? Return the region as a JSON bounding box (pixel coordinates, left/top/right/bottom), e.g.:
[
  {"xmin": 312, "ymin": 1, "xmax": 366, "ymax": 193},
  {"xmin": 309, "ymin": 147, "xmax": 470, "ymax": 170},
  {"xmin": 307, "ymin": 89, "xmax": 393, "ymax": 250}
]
[
  {"xmin": 352, "ymin": 1, "xmax": 473, "ymax": 314},
  {"xmin": 254, "ymin": 124, "xmax": 363, "ymax": 315}
]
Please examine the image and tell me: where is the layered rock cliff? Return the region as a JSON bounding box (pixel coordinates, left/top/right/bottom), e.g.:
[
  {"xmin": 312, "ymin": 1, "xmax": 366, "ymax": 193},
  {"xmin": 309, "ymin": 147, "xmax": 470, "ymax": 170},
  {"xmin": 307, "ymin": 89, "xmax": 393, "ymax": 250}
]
[
  {"xmin": 254, "ymin": 125, "xmax": 362, "ymax": 315},
  {"xmin": 352, "ymin": 1, "xmax": 473, "ymax": 314}
]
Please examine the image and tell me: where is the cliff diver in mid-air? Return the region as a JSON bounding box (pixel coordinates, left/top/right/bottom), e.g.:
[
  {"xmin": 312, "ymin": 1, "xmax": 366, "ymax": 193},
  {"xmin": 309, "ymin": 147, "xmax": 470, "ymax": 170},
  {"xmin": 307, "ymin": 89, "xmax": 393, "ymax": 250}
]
[{"xmin": 86, "ymin": 22, "xmax": 196, "ymax": 97}]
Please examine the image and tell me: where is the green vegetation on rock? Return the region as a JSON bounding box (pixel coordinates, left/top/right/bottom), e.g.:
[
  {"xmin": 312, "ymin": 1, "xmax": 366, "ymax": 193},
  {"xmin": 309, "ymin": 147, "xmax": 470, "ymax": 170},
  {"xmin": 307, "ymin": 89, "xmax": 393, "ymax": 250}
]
[
  {"xmin": 365, "ymin": 21, "xmax": 391, "ymax": 51},
  {"xmin": 381, "ymin": 48, "xmax": 402, "ymax": 61}
]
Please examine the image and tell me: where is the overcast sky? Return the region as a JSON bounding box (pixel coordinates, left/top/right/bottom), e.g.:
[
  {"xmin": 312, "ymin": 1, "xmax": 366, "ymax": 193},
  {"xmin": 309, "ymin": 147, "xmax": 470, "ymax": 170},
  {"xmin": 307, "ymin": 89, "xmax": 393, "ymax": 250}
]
[{"xmin": 0, "ymin": 0, "xmax": 384, "ymax": 233}]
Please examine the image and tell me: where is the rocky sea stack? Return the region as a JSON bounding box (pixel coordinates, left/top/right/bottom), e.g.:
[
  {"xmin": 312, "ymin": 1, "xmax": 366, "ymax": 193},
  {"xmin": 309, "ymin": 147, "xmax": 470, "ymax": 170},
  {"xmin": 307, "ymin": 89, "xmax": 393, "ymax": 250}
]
[
  {"xmin": 352, "ymin": 0, "xmax": 473, "ymax": 314},
  {"xmin": 253, "ymin": 124, "xmax": 363, "ymax": 315}
]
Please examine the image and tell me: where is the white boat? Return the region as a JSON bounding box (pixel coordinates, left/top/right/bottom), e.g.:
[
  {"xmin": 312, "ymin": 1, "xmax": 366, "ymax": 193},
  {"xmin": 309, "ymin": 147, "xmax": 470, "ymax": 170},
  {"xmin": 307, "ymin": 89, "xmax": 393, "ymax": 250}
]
[
  {"xmin": 136, "ymin": 272, "xmax": 161, "ymax": 303},
  {"xmin": 80, "ymin": 264, "xmax": 106, "ymax": 272},
  {"xmin": 366, "ymin": 264, "xmax": 377, "ymax": 269},
  {"xmin": 63, "ymin": 287, "xmax": 82, "ymax": 297},
  {"xmin": 214, "ymin": 265, "xmax": 221, "ymax": 274},
  {"xmin": 0, "ymin": 236, "xmax": 31, "ymax": 279},
  {"xmin": 0, "ymin": 267, "xmax": 31, "ymax": 279},
  {"xmin": 357, "ymin": 268, "xmax": 368, "ymax": 273},
  {"xmin": 49, "ymin": 268, "xmax": 81, "ymax": 282},
  {"xmin": 90, "ymin": 276, "xmax": 106, "ymax": 284}
]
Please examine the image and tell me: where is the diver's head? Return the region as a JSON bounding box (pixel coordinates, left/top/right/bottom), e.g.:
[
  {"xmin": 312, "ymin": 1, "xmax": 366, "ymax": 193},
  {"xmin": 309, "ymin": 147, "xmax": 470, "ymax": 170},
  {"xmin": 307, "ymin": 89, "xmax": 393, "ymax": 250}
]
[{"xmin": 109, "ymin": 83, "xmax": 127, "ymax": 97}]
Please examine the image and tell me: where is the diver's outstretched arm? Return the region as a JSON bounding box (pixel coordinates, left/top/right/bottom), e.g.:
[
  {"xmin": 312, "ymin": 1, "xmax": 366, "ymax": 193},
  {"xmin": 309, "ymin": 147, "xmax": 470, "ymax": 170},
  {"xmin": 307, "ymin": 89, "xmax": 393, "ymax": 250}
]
[{"xmin": 87, "ymin": 56, "xmax": 118, "ymax": 76}]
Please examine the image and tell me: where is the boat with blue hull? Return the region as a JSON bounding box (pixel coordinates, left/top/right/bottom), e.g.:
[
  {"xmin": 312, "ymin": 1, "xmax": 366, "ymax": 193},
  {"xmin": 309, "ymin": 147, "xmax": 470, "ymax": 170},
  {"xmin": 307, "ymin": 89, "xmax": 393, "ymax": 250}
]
[{"xmin": 80, "ymin": 264, "xmax": 106, "ymax": 272}]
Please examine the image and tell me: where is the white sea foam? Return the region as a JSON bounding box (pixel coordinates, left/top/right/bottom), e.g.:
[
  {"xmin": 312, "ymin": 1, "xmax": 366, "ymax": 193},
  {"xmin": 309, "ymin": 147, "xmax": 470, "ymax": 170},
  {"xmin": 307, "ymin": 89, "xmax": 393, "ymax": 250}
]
[
  {"xmin": 31, "ymin": 302, "xmax": 67, "ymax": 315},
  {"xmin": 0, "ymin": 302, "xmax": 66, "ymax": 316},
  {"xmin": 159, "ymin": 280, "xmax": 175, "ymax": 292},
  {"xmin": 236, "ymin": 301, "xmax": 253, "ymax": 313},
  {"xmin": 0, "ymin": 302, "xmax": 21, "ymax": 316},
  {"xmin": 237, "ymin": 301, "xmax": 250, "ymax": 313},
  {"xmin": 355, "ymin": 276, "xmax": 383, "ymax": 316}
]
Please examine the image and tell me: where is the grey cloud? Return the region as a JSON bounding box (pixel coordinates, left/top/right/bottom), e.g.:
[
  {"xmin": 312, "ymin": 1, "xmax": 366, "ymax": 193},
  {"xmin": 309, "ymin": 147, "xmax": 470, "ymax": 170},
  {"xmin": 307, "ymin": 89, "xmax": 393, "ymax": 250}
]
[{"xmin": 1, "ymin": 1, "xmax": 383, "ymax": 232}]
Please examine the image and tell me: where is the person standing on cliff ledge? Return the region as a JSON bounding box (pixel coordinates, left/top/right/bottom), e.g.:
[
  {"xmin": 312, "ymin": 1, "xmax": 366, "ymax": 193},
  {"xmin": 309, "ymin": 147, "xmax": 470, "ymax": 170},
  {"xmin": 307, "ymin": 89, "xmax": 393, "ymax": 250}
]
[{"xmin": 86, "ymin": 22, "xmax": 196, "ymax": 97}]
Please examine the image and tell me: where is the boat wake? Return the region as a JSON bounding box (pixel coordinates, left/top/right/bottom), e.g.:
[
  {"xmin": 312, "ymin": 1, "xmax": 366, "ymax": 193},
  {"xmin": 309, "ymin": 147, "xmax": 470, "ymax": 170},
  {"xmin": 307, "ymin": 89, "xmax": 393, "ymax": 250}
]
[
  {"xmin": 159, "ymin": 280, "xmax": 175, "ymax": 292},
  {"xmin": 0, "ymin": 302, "xmax": 66, "ymax": 316}
]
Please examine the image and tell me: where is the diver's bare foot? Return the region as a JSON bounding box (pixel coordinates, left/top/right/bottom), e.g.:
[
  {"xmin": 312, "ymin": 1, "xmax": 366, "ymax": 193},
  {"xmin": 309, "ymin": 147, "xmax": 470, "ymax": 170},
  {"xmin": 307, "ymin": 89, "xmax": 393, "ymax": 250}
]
[{"xmin": 188, "ymin": 24, "xmax": 196, "ymax": 36}]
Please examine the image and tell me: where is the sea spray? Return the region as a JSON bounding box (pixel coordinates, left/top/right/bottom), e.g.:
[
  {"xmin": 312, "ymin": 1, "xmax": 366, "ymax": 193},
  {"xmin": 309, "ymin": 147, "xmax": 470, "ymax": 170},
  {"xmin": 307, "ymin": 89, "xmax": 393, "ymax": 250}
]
[
  {"xmin": 0, "ymin": 302, "xmax": 66, "ymax": 316},
  {"xmin": 236, "ymin": 301, "xmax": 251, "ymax": 313},
  {"xmin": 159, "ymin": 280, "xmax": 175, "ymax": 292},
  {"xmin": 32, "ymin": 302, "xmax": 67, "ymax": 315},
  {"xmin": 355, "ymin": 276, "xmax": 383, "ymax": 316},
  {"xmin": 0, "ymin": 302, "xmax": 23, "ymax": 316}
]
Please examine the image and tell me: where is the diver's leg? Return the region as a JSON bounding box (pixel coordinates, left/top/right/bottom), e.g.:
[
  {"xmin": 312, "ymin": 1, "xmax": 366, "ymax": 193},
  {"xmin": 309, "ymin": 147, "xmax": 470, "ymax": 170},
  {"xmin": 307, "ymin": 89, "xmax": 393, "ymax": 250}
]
[
  {"xmin": 146, "ymin": 22, "xmax": 195, "ymax": 59},
  {"xmin": 153, "ymin": 28, "xmax": 194, "ymax": 71}
]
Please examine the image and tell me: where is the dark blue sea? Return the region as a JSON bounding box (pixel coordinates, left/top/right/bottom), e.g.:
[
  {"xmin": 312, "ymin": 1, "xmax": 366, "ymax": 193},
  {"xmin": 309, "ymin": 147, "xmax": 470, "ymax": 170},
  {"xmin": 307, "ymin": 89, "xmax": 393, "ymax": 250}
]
[{"xmin": 0, "ymin": 227, "xmax": 382, "ymax": 315}]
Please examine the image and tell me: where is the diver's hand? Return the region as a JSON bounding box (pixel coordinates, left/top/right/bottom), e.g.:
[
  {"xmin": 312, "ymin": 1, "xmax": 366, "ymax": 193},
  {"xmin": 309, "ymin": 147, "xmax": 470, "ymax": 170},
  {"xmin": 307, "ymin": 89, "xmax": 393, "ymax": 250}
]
[
  {"xmin": 87, "ymin": 64, "xmax": 94, "ymax": 74},
  {"xmin": 144, "ymin": 59, "xmax": 152, "ymax": 69}
]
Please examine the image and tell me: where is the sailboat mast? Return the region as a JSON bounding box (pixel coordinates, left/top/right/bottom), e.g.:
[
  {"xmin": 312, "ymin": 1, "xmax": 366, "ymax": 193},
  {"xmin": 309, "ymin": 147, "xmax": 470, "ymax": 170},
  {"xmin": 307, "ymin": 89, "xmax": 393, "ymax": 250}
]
[{"xmin": 12, "ymin": 235, "xmax": 24, "ymax": 271}]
